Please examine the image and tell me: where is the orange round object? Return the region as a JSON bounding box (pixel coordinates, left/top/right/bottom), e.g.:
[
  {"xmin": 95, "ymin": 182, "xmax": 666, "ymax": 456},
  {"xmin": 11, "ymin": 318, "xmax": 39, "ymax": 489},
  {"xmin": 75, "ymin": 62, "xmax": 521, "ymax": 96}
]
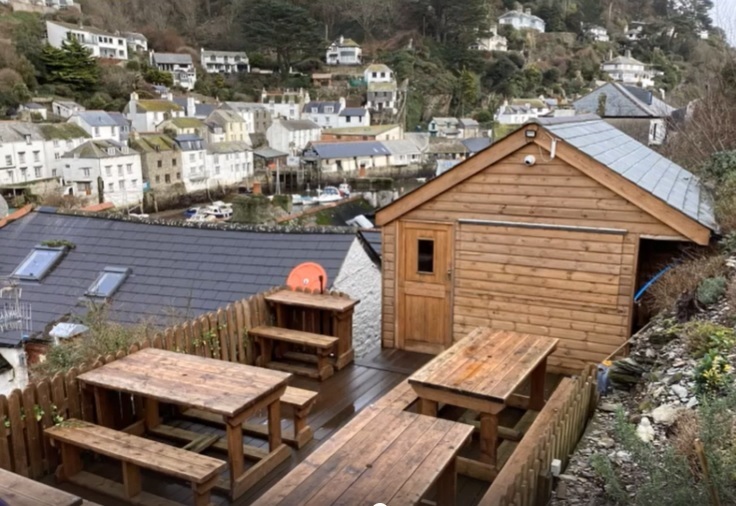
[{"xmin": 286, "ymin": 262, "xmax": 328, "ymax": 292}]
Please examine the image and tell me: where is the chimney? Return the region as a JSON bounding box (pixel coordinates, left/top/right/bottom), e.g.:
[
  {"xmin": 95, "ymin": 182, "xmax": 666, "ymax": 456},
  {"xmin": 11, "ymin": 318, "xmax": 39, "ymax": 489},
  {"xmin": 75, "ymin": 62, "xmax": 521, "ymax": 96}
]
[
  {"xmin": 129, "ymin": 92, "xmax": 138, "ymax": 116},
  {"xmin": 524, "ymin": 8, "xmax": 531, "ymax": 15},
  {"xmin": 608, "ymin": 49, "xmax": 613, "ymax": 60},
  {"xmin": 659, "ymin": 88, "xmax": 666, "ymax": 101},
  {"xmin": 186, "ymin": 96, "xmax": 196, "ymax": 117},
  {"xmin": 625, "ymin": 49, "xmax": 632, "ymax": 58},
  {"xmin": 339, "ymin": 35, "xmax": 345, "ymax": 44}
]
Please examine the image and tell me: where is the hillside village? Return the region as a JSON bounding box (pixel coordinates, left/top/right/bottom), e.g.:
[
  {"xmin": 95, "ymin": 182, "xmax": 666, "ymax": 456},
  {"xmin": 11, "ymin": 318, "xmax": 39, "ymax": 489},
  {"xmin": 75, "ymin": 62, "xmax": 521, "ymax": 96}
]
[{"xmin": 0, "ymin": 0, "xmax": 736, "ymax": 505}]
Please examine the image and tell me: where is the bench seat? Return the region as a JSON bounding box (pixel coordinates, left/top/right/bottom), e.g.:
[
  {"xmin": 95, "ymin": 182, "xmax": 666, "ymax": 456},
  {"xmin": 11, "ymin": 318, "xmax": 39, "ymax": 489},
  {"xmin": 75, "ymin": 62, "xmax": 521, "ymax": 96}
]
[
  {"xmin": 250, "ymin": 326, "xmax": 338, "ymax": 380},
  {"xmin": 373, "ymin": 379, "xmax": 419, "ymax": 411},
  {"xmin": 45, "ymin": 419, "xmax": 226, "ymax": 506},
  {"xmin": 184, "ymin": 386, "xmax": 318, "ymax": 448}
]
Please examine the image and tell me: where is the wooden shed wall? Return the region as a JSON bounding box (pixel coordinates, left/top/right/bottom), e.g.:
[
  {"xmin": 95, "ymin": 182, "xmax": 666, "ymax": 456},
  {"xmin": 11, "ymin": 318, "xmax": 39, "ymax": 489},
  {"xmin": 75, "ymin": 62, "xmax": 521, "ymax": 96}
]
[{"xmin": 381, "ymin": 143, "xmax": 682, "ymax": 373}]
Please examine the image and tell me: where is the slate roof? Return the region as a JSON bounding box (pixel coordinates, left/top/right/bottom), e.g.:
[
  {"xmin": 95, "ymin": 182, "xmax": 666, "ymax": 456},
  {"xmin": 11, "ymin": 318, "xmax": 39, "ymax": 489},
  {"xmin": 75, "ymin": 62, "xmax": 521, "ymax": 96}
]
[
  {"xmin": 130, "ymin": 134, "xmax": 176, "ymax": 153},
  {"xmin": 201, "ymin": 49, "xmax": 248, "ymax": 59},
  {"xmin": 23, "ymin": 103, "xmax": 45, "ymax": 110},
  {"xmin": 106, "ymin": 112, "xmax": 130, "ymax": 130},
  {"xmin": 359, "ymin": 230, "xmax": 381, "ymax": 261},
  {"xmin": 604, "ymin": 54, "xmax": 647, "ymax": 67},
  {"xmin": 323, "ymin": 124, "xmax": 399, "ymax": 136},
  {"xmin": 458, "ymin": 118, "xmax": 479, "ymax": 128},
  {"xmin": 48, "ymin": 20, "xmax": 121, "ymax": 38},
  {"xmin": 174, "ymin": 134, "xmax": 204, "ymax": 151},
  {"xmin": 573, "ymin": 82, "xmax": 676, "ymax": 118},
  {"xmin": 308, "ymin": 141, "xmax": 390, "ymax": 159},
  {"xmin": 365, "ymin": 64, "xmax": 392, "ymax": 74},
  {"xmin": 278, "ymin": 120, "xmax": 321, "ymax": 132},
  {"xmin": 339, "ymin": 107, "xmax": 367, "ymax": 117},
  {"xmin": 152, "ymin": 52, "xmax": 194, "ymax": 66},
  {"xmin": 462, "ymin": 137, "xmax": 492, "ymax": 154},
  {"xmin": 37, "ymin": 123, "xmax": 89, "ymax": 141},
  {"xmin": 222, "ymin": 102, "xmax": 268, "ymax": 113},
  {"xmin": 0, "ymin": 210, "xmax": 357, "ymax": 346},
  {"xmin": 206, "ymin": 110, "xmax": 245, "ymax": 127},
  {"xmin": 381, "ymin": 140, "xmax": 422, "ymax": 156},
  {"xmin": 253, "ymin": 147, "xmax": 289, "ymax": 159},
  {"xmin": 207, "ymin": 141, "xmax": 251, "ymax": 154},
  {"xmin": 134, "ymin": 100, "xmax": 183, "ymax": 113},
  {"xmin": 303, "ymin": 101, "xmax": 342, "ymax": 114},
  {"xmin": 62, "ymin": 139, "xmax": 129, "ymax": 159},
  {"xmin": 535, "ymin": 115, "xmax": 716, "ymax": 231},
  {"xmin": 73, "ymin": 111, "xmax": 119, "ymax": 127}
]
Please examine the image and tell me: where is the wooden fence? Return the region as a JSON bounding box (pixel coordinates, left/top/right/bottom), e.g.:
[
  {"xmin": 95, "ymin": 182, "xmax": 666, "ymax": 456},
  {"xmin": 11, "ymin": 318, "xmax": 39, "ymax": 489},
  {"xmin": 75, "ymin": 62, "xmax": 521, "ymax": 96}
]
[
  {"xmin": 483, "ymin": 364, "xmax": 598, "ymax": 506},
  {"xmin": 0, "ymin": 286, "xmax": 344, "ymax": 480}
]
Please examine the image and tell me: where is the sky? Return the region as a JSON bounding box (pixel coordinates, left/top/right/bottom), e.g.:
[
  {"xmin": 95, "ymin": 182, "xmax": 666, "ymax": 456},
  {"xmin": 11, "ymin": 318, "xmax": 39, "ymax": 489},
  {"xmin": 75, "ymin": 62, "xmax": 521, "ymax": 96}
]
[{"xmin": 712, "ymin": 0, "xmax": 736, "ymax": 45}]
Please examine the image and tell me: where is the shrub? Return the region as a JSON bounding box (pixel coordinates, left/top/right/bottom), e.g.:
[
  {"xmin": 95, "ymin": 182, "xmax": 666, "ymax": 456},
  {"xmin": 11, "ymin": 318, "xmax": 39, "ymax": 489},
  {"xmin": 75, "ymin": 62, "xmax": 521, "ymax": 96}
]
[
  {"xmin": 679, "ymin": 321, "xmax": 736, "ymax": 358},
  {"xmin": 695, "ymin": 350, "xmax": 733, "ymax": 394},
  {"xmin": 648, "ymin": 254, "xmax": 726, "ymax": 313},
  {"xmin": 697, "ymin": 276, "xmax": 728, "ymax": 305}
]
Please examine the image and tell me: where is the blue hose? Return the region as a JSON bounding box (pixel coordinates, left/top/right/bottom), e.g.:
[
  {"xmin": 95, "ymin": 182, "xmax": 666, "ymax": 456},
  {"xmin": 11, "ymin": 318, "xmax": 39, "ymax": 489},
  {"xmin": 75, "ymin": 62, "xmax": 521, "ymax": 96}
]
[{"xmin": 634, "ymin": 263, "xmax": 678, "ymax": 302}]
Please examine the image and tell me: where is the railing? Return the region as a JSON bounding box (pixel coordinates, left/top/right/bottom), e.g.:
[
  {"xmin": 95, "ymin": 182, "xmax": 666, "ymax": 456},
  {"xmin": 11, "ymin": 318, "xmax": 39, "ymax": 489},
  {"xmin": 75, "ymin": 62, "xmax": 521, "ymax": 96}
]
[
  {"xmin": 0, "ymin": 286, "xmax": 346, "ymax": 480},
  {"xmin": 484, "ymin": 364, "xmax": 598, "ymax": 506}
]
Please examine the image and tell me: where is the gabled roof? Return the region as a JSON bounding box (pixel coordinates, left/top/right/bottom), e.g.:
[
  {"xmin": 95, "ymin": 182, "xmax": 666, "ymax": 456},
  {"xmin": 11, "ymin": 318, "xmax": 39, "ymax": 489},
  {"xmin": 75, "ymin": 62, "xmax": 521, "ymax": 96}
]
[
  {"xmin": 201, "ymin": 49, "xmax": 248, "ymax": 59},
  {"xmin": 376, "ymin": 116, "xmax": 715, "ymax": 243},
  {"xmin": 462, "ymin": 137, "xmax": 492, "ymax": 153},
  {"xmin": 0, "ymin": 122, "xmax": 43, "ymax": 143},
  {"xmin": 367, "ymin": 82, "xmax": 397, "ymax": 92},
  {"xmin": 63, "ymin": 139, "xmax": 130, "ymax": 159},
  {"xmin": 206, "ymin": 110, "xmax": 245, "ymax": 129},
  {"xmin": 166, "ymin": 117, "xmax": 205, "ymax": 129},
  {"xmin": 339, "ymin": 107, "xmax": 368, "ymax": 117},
  {"xmin": 277, "ymin": 119, "xmax": 320, "ymax": 132},
  {"xmin": 499, "ymin": 9, "xmax": 545, "ymax": 23},
  {"xmin": 130, "ymin": 134, "xmax": 176, "ymax": 153},
  {"xmin": 308, "ymin": 141, "xmax": 390, "ymax": 159},
  {"xmin": 37, "ymin": 123, "xmax": 89, "ymax": 141},
  {"xmin": 0, "ymin": 210, "xmax": 357, "ymax": 346},
  {"xmin": 207, "ymin": 141, "xmax": 251, "ymax": 154},
  {"xmin": 458, "ymin": 118, "xmax": 479, "ymax": 128},
  {"xmin": 604, "ymin": 54, "xmax": 647, "ymax": 66},
  {"xmin": 47, "ymin": 20, "xmax": 121, "ymax": 38},
  {"xmin": 331, "ymin": 37, "xmax": 360, "ymax": 48},
  {"xmin": 222, "ymin": 102, "xmax": 268, "ymax": 113},
  {"xmin": 106, "ymin": 112, "xmax": 130, "ymax": 129},
  {"xmin": 174, "ymin": 134, "xmax": 204, "ymax": 151},
  {"xmin": 23, "ymin": 103, "xmax": 45, "ymax": 110},
  {"xmin": 152, "ymin": 52, "xmax": 194, "ymax": 65},
  {"xmin": 365, "ymin": 64, "xmax": 392, "ymax": 74},
  {"xmin": 303, "ymin": 101, "xmax": 342, "ymax": 114},
  {"xmin": 573, "ymin": 82, "xmax": 675, "ymax": 118},
  {"xmin": 73, "ymin": 111, "xmax": 119, "ymax": 127},
  {"xmin": 381, "ymin": 140, "xmax": 422, "ymax": 156},
  {"xmin": 134, "ymin": 100, "xmax": 183, "ymax": 113},
  {"xmin": 323, "ymin": 124, "xmax": 399, "ymax": 136}
]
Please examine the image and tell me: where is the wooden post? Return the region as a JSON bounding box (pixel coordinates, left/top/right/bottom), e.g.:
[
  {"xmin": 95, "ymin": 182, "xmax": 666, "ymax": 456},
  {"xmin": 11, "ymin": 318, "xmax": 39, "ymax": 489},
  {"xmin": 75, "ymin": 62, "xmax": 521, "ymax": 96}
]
[
  {"xmin": 437, "ymin": 458, "xmax": 457, "ymax": 506},
  {"xmin": 529, "ymin": 359, "xmax": 547, "ymax": 411},
  {"xmin": 419, "ymin": 399, "xmax": 438, "ymax": 417},
  {"xmin": 479, "ymin": 413, "xmax": 498, "ymax": 467},
  {"xmin": 144, "ymin": 398, "xmax": 160, "ymax": 430},
  {"xmin": 57, "ymin": 443, "xmax": 82, "ymax": 482},
  {"xmin": 267, "ymin": 400, "xmax": 282, "ymax": 451},
  {"xmin": 226, "ymin": 419, "xmax": 246, "ymax": 489},
  {"xmin": 122, "ymin": 461, "xmax": 142, "ymax": 499},
  {"xmin": 94, "ymin": 387, "xmax": 116, "ymax": 428}
]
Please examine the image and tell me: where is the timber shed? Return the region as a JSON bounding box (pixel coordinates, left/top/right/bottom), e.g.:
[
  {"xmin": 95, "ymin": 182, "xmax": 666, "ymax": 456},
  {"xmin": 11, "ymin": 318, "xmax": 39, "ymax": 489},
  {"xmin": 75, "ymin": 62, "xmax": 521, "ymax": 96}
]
[{"xmin": 375, "ymin": 115, "xmax": 717, "ymax": 373}]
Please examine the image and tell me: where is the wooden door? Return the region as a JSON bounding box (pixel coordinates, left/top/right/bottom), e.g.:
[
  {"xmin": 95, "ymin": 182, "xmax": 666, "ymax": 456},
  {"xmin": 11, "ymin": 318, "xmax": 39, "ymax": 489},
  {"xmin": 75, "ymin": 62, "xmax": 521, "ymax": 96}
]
[{"xmin": 398, "ymin": 222, "xmax": 453, "ymax": 354}]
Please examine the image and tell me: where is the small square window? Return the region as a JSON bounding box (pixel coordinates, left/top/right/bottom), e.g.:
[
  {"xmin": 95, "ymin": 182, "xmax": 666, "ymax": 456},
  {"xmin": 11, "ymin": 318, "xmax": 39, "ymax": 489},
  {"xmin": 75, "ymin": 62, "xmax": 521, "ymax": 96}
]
[
  {"xmin": 86, "ymin": 267, "xmax": 130, "ymax": 298},
  {"xmin": 417, "ymin": 239, "xmax": 434, "ymax": 273},
  {"xmin": 165, "ymin": 174, "xmax": 171, "ymax": 183},
  {"xmin": 157, "ymin": 160, "xmax": 162, "ymax": 168},
  {"xmin": 13, "ymin": 246, "xmax": 66, "ymax": 281}
]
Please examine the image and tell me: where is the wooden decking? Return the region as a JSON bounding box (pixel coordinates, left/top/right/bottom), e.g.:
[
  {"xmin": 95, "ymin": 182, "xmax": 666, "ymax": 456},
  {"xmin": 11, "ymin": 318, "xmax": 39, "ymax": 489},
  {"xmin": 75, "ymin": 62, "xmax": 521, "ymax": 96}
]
[{"xmin": 43, "ymin": 349, "xmax": 559, "ymax": 506}]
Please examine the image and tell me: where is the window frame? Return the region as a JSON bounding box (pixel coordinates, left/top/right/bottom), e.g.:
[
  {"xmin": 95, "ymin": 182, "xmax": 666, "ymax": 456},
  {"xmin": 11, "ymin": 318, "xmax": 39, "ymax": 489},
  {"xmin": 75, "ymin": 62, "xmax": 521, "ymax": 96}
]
[
  {"xmin": 12, "ymin": 246, "xmax": 67, "ymax": 281},
  {"xmin": 417, "ymin": 238, "xmax": 435, "ymax": 274},
  {"xmin": 85, "ymin": 267, "xmax": 131, "ymax": 299}
]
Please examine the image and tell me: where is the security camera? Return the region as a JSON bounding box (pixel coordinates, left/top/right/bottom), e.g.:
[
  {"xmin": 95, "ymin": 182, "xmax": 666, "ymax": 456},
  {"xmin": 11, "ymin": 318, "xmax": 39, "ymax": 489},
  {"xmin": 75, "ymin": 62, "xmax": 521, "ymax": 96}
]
[{"xmin": 523, "ymin": 155, "xmax": 536, "ymax": 166}]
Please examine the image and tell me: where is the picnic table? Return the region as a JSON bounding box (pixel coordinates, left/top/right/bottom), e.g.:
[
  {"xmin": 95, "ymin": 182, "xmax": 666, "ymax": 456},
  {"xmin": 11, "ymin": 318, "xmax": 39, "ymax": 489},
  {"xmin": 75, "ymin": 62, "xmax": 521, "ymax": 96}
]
[
  {"xmin": 0, "ymin": 467, "xmax": 82, "ymax": 506},
  {"xmin": 252, "ymin": 405, "xmax": 473, "ymax": 506},
  {"xmin": 408, "ymin": 328, "xmax": 558, "ymax": 479},
  {"xmin": 265, "ymin": 288, "xmax": 359, "ymax": 369},
  {"xmin": 77, "ymin": 348, "xmax": 292, "ymax": 499}
]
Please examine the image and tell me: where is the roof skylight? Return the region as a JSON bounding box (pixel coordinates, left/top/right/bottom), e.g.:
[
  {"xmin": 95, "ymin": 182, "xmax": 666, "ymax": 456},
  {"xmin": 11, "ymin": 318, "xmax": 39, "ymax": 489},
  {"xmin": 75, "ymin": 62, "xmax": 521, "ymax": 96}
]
[
  {"xmin": 86, "ymin": 267, "xmax": 130, "ymax": 299},
  {"xmin": 12, "ymin": 246, "xmax": 66, "ymax": 281}
]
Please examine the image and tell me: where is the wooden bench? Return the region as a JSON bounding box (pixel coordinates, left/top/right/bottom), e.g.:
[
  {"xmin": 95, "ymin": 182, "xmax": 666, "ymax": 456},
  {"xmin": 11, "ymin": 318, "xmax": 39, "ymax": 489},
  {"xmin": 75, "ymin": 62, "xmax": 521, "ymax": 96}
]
[
  {"xmin": 373, "ymin": 379, "xmax": 419, "ymax": 411},
  {"xmin": 45, "ymin": 420, "xmax": 226, "ymax": 506},
  {"xmin": 0, "ymin": 467, "xmax": 84, "ymax": 506},
  {"xmin": 183, "ymin": 386, "xmax": 318, "ymax": 449},
  {"xmin": 478, "ymin": 378, "xmax": 574, "ymax": 506},
  {"xmin": 250, "ymin": 326, "xmax": 338, "ymax": 380}
]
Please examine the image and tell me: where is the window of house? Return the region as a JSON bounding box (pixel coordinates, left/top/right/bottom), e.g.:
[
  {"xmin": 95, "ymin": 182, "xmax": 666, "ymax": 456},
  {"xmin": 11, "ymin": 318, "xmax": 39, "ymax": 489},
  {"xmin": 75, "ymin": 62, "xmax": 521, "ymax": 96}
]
[
  {"xmin": 172, "ymin": 158, "xmax": 177, "ymax": 166},
  {"xmin": 94, "ymin": 127, "xmax": 100, "ymax": 136},
  {"xmin": 54, "ymin": 153, "xmax": 61, "ymax": 160},
  {"xmin": 82, "ymin": 168, "xmax": 91, "ymax": 177},
  {"xmin": 189, "ymin": 154, "xmax": 195, "ymax": 163},
  {"xmin": 109, "ymin": 182, "xmax": 114, "ymax": 191},
  {"xmin": 372, "ymin": 72, "xmax": 377, "ymax": 78},
  {"xmin": 119, "ymin": 179, "xmax": 125, "ymax": 189},
  {"xmin": 86, "ymin": 267, "xmax": 130, "ymax": 298},
  {"xmin": 5, "ymin": 155, "xmax": 11, "ymax": 166},
  {"xmin": 155, "ymin": 175, "xmax": 160, "ymax": 183},
  {"xmin": 346, "ymin": 116, "xmax": 351, "ymax": 123},
  {"xmin": 13, "ymin": 246, "xmax": 67, "ymax": 281},
  {"xmin": 176, "ymin": 172, "xmax": 181, "ymax": 179},
  {"xmin": 131, "ymin": 179, "xmax": 137, "ymax": 187},
  {"xmin": 34, "ymin": 167, "xmax": 41, "ymax": 178},
  {"xmin": 105, "ymin": 165, "xmax": 112, "ymax": 176},
  {"xmin": 18, "ymin": 152, "xmax": 25, "ymax": 164},
  {"xmin": 417, "ymin": 239, "xmax": 434, "ymax": 273},
  {"xmin": 53, "ymin": 140, "xmax": 59, "ymax": 148},
  {"xmin": 126, "ymin": 163, "xmax": 132, "ymax": 174},
  {"xmin": 52, "ymin": 169, "xmax": 57, "ymax": 177},
  {"xmin": 325, "ymin": 106, "xmax": 333, "ymax": 114},
  {"xmin": 117, "ymin": 165, "xmax": 123, "ymax": 176},
  {"xmin": 33, "ymin": 151, "xmax": 40, "ymax": 162},
  {"xmin": 157, "ymin": 160, "xmax": 162, "ymax": 168},
  {"xmin": 165, "ymin": 174, "xmax": 171, "ymax": 183}
]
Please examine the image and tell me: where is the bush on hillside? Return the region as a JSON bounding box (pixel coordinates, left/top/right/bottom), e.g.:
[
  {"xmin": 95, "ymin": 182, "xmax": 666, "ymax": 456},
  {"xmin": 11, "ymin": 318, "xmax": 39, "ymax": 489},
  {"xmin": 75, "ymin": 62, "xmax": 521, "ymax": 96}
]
[
  {"xmin": 696, "ymin": 276, "xmax": 728, "ymax": 306},
  {"xmin": 648, "ymin": 254, "xmax": 726, "ymax": 314},
  {"xmin": 679, "ymin": 321, "xmax": 736, "ymax": 358}
]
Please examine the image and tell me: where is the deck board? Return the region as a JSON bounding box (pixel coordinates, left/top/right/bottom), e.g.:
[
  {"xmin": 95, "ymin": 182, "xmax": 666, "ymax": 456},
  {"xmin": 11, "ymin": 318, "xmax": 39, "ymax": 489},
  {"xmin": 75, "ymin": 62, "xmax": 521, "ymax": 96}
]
[{"xmin": 41, "ymin": 349, "xmax": 551, "ymax": 506}]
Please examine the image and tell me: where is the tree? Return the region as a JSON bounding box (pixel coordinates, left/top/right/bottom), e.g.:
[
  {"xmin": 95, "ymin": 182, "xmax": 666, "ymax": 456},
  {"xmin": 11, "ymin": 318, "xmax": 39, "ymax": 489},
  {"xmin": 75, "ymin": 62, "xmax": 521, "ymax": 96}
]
[
  {"xmin": 410, "ymin": 0, "xmax": 488, "ymax": 45},
  {"xmin": 242, "ymin": 0, "xmax": 323, "ymax": 75},
  {"xmin": 40, "ymin": 38, "xmax": 100, "ymax": 93},
  {"xmin": 456, "ymin": 68, "xmax": 480, "ymax": 116},
  {"xmin": 0, "ymin": 69, "xmax": 30, "ymax": 117}
]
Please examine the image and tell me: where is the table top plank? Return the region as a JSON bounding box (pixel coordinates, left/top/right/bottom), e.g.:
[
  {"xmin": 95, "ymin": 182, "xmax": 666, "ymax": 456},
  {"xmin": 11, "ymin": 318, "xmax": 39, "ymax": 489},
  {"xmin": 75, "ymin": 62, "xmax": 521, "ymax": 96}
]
[
  {"xmin": 253, "ymin": 407, "xmax": 472, "ymax": 506},
  {"xmin": 265, "ymin": 289, "xmax": 359, "ymax": 312},
  {"xmin": 409, "ymin": 328, "xmax": 558, "ymax": 404},
  {"xmin": 0, "ymin": 468, "xmax": 82, "ymax": 506},
  {"xmin": 78, "ymin": 348, "xmax": 290, "ymax": 417}
]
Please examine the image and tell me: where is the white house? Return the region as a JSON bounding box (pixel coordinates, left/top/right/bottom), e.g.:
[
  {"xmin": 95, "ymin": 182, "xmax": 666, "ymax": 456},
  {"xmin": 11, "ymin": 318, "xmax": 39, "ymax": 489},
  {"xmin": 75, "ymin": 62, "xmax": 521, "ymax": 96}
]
[
  {"xmin": 498, "ymin": 8, "xmax": 545, "ymax": 33},
  {"xmin": 261, "ymin": 88, "xmax": 310, "ymax": 121},
  {"xmin": 172, "ymin": 134, "xmax": 208, "ymax": 192},
  {"xmin": 305, "ymin": 141, "xmax": 391, "ymax": 173},
  {"xmin": 381, "ymin": 140, "xmax": 423, "ymax": 167},
  {"xmin": 44, "ymin": 0, "xmax": 76, "ymax": 8},
  {"xmin": 588, "ymin": 26, "xmax": 610, "ymax": 42},
  {"xmin": 470, "ymin": 25, "xmax": 508, "ymax": 52},
  {"xmin": 428, "ymin": 117, "xmax": 482, "ymax": 139},
  {"xmin": 0, "ymin": 122, "xmax": 49, "ymax": 187},
  {"xmin": 124, "ymin": 32, "xmax": 148, "ymax": 53},
  {"xmin": 61, "ymin": 140, "xmax": 143, "ymax": 207},
  {"xmin": 124, "ymin": 92, "xmax": 184, "ymax": 133},
  {"xmin": 46, "ymin": 20, "xmax": 128, "ymax": 60},
  {"xmin": 150, "ymin": 51, "xmax": 197, "ymax": 91},
  {"xmin": 200, "ymin": 49, "xmax": 250, "ymax": 74},
  {"xmin": 495, "ymin": 98, "xmax": 552, "ymax": 125},
  {"xmin": 52, "ymin": 99, "xmax": 84, "ymax": 119},
  {"xmin": 206, "ymin": 141, "xmax": 254, "ymax": 187},
  {"xmin": 67, "ymin": 111, "xmax": 122, "ymax": 142},
  {"xmin": 601, "ymin": 50, "xmax": 660, "ymax": 89},
  {"xmin": 38, "ymin": 123, "xmax": 90, "ymax": 180},
  {"xmin": 266, "ymin": 119, "xmax": 321, "ymax": 155},
  {"xmin": 338, "ymin": 108, "xmax": 370, "ymax": 128},
  {"xmin": 302, "ymin": 99, "xmax": 346, "ymax": 128},
  {"xmin": 220, "ymin": 102, "xmax": 272, "ymax": 134},
  {"xmin": 364, "ymin": 64, "xmax": 394, "ymax": 84},
  {"xmin": 326, "ymin": 36, "xmax": 362, "ymax": 66}
]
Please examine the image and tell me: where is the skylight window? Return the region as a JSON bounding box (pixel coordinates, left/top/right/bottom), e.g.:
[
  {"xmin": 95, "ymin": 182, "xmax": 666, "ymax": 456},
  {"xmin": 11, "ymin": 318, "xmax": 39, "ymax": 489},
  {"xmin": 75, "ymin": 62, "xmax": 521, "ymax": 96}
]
[
  {"xmin": 13, "ymin": 247, "xmax": 66, "ymax": 281},
  {"xmin": 86, "ymin": 267, "xmax": 130, "ymax": 299}
]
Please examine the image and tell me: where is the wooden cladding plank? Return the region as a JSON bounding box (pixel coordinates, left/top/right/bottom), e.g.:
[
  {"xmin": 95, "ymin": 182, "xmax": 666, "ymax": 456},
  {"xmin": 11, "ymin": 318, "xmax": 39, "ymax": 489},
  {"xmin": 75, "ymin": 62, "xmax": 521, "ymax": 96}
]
[
  {"xmin": 0, "ymin": 396, "xmax": 13, "ymax": 472},
  {"xmin": 22, "ymin": 386, "xmax": 43, "ymax": 479},
  {"xmin": 36, "ymin": 380, "xmax": 56, "ymax": 476},
  {"xmin": 8, "ymin": 390, "xmax": 28, "ymax": 476}
]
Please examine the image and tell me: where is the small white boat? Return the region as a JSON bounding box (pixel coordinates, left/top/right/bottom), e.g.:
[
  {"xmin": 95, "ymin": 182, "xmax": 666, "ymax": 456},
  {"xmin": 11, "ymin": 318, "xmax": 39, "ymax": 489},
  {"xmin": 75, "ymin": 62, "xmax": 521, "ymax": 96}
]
[
  {"xmin": 317, "ymin": 186, "xmax": 343, "ymax": 204},
  {"xmin": 203, "ymin": 204, "xmax": 233, "ymax": 220},
  {"xmin": 302, "ymin": 196, "xmax": 319, "ymax": 206},
  {"xmin": 339, "ymin": 183, "xmax": 351, "ymax": 197},
  {"xmin": 186, "ymin": 209, "xmax": 217, "ymax": 223}
]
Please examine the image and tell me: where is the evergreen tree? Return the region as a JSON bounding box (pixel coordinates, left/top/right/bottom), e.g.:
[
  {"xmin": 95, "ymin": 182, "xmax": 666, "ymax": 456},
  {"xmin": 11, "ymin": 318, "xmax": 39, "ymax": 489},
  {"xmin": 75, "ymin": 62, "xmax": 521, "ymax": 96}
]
[
  {"xmin": 40, "ymin": 38, "xmax": 100, "ymax": 93},
  {"xmin": 457, "ymin": 68, "xmax": 480, "ymax": 116}
]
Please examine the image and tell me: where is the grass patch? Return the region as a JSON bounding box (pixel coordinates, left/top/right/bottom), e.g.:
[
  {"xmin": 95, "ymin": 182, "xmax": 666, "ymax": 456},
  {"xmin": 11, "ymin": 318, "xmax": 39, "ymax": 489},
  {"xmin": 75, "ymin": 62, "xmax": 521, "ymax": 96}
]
[{"xmin": 648, "ymin": 254, "xmax": 726, "ymax": 314}]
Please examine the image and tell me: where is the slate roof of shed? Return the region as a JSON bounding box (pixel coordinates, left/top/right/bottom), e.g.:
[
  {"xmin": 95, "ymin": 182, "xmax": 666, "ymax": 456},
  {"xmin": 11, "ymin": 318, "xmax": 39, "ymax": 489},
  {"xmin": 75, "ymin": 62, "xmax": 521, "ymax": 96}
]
[
  {"xmin": 573, "ymin": 82, "xmax": 676, "ymax": 118},
  {"xmin": 462, "ymin": 137, "xmax": 492, "ymax": 154},
  {"xmin": 0, "ymin": 210, "xmax": 356, "ymax": 346},
  {"xmin": 152, "ymin": 52, "xmax": 194, "ymax": 65},
  {"xmin": 535, "ymin": 115, "xmax": 716, "ymax": 231},
  {"xmin": 339, "ymin": 107, "xmax": 367, "ymax": 117},
  {"xmin": 381, "ymin": 140, "xmax": 422, "ymax": 156},
  {"xmin": 359, "ymin": 230, "xmax": 381, "ymax": 260},
  {"xmin": 309, "ymin": 141, "xmax": 390, "ymax": 158},
  {"xmin": 73, "ymin": 111, "xmax": 119, "ymax": 127}
]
